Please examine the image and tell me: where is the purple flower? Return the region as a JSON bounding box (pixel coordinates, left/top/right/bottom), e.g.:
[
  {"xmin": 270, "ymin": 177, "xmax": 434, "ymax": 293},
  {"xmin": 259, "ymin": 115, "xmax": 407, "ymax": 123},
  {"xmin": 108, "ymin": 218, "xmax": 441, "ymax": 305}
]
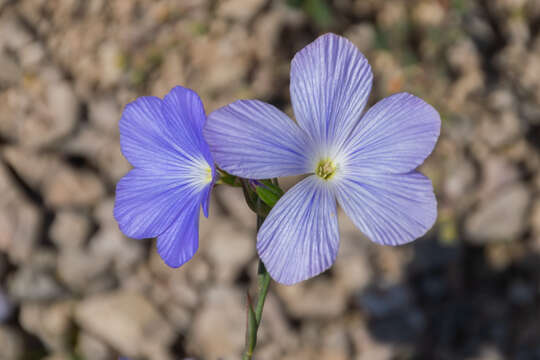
[
  {"xmin": 114, "ymin": 86, "xmax": 215, "ymax": 268},
  {"xmin": 204, "ymin": 34, "xmax": 440, "ymax": 285}
]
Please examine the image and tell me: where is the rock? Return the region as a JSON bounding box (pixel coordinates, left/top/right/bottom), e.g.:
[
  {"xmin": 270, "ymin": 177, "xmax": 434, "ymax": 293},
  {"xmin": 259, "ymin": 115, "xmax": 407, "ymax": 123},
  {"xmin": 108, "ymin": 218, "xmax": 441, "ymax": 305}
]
[
  {"xmin": 95, "ymin": 138, "xmax": 131, "ymax": 182},
  {"xmin": 62, "ymin": 126, "xmax": 130, "ymax": 183},
  {"xmin": 494, "ymin": 0, "xmax": 527, "ymax": 13},
  {"xmin": 443, "ymin": 154, "xmax": 476, "ymax": 205},
  {"xmin": 98, "ymin": 41, "xmax": 123, "ymax": 87},
  {"xmin": 190, "ymin": 28, "xmax": 252, "ymax": 93},
  {"xmin": 358, "ymin": 284, "xmax": 425, "ymax": 342},
  {"xmin": 253, "ymin": 8, "xmax": 289, "ymax": 61},
  {"xmin": 348, "ymin": 315, "xmax": 394, "ymax": 360},
  {"xmin": 152, "ymin": 266, "xmax": 201, "ymax": 309},
  {"xmin": 479, "ymin": 110, "xmax": 521, "ymax": 148},
  {"xmin": 217, "ymin": 0, "xmax": 266, "ymax": 22},
  {"xmin": 448, "ymin": 71, "xmax": 484, "ymax": 111},
  {"xmin": 487, "ymin": 88, "xmax": 516, "ymax": 111},
  {"xmin": 465, "ymin": 346, "xmax": 504, "ymax": 360},
  {"xmin": 358, "ymin": 284, "xmax": 412, "ymax": 318},
  {"xmin": 477, "ymin": 156, "xmax": 519, "ymax": 200},
  {"xmin": 257, "ymin": 294, "xmax": 298, "ymax": 351},
  {"xmin": 50, "ymin": 211, "xmax": 91, "ymax": 249},
  {"xmin": 344, "ymin": 23, "xmax": 375, "ymax": 52},
  {"xmin": 2, "ymin": 146, "xmax": 63, "ymax": 189},
  {"xmin": 163, "ymin": 303, "xmax": 191, "ymax": 331},
  {"xmin": 372, "ymin": 245, "xmax": 409, "ymax": 284},
  {"xmin": 9, "ymin": 259, "xmax": 64, "ymax": 301},
  {"xmin": 372, "ymin": 51, "xmax": 404, "ymax": 95},
  {"xmin": 282, "ymin": 348, "xmax": 319, "ymax": 360},
  {"xmin": 521, "ymin": 101, "xmax": 540, "ymax": 125},
  {"xmin": 20, "ymin": 41, "xmax": 46, "ymax": 69},
  {"xmin": 377, "ymin": 1, "xmax": 406, "ymax": 28},
  {"xmin": 184, "ymin": 252, "xmax": 212, "ymax": 287},
  {"xmin": 93, "ymin": 198, "xmax": 117, "ymax": 229},
  {"xmin": 43, "ymin": 166, "xmax": 105, "ymax": 208},
  {"xmin": 256, "ymin": 344, "xmax": 285, "ymax": 360},
  {"xmin": 0, "ymin": 289, "xmax": 12, "ymax": 323},
  {"xmin": 88, "ymin": 96, "xmax": 121, "ymax": 134},
  {"xmin": 352, "ymin": 0, "xmax": 380, "ymax": 15},
  {"xmin": 204, "ymin": 220, "xmax": 254, "ymax": 284},
  {"xmin": 147, "ymin": 249, "xmax": 202, "ymax": 310},
  {"xmin": 19, "ymin": 301, "xmax": 75, "ymax": 351},
  {"xmin": 276, "ymin": 279, "xmax": 348, "ymax": 319},
  {"xmin": 0, "ymin": 52, "xmax": 21, "ymax": 85},
  {"xmin": 507, "ymin": 280, "xmax": 534, "ymax": 306},
  {"xmin": 412, "ymin": 1, "xmax": 445, "ymax": 27},
  {"xmin": 447, "ymin": 39, "xmax": 481, "ymax": 74},
  {"xmin": 151, "ymin": 50, "xmax": 186, "ymax": 97},
  {"xmin": 333, "ymin": 232, "xmax": 373, "ymax": 294},
  {"xmin": 43, "ymin": 354, "xmax": 71, "ymax": 360},
  {"xmin": 78, "ymin": 331, "xmax": 113, "ymax": 360},
  {"xmin": 0, "ymin": 14, "xmax": 33, "ymax": 50},
  {"xmin": 55, "ymin": 205, "xmax": 142, "ymax": 292},
  {"xmin": 0, "ymin": 326, "xmax": 24, "ymax": 360},
  {"xmin": 89, "ymin": 225, "xmax": 145, "ymax": 275},
  {"xmin": 0, "ymin": 288, "xmax": 10, "ymax": 324},
  {"xmin": 531, "ymin": 199, "xmax": 540, "ymax": 236},
  {"xmin": 0, "ymin": 163, "xmax": 41, "ymax": 264},
  {"xmin": 3, "ymin": 72, "xmax": 79, "ymax": 147},
  {"xmin": 0, "ymin": 195, "xmax": 40, "ymax": 265},
  {"xmin": 213, "ymin": 185, "xmax": 255, "ymax": 230},
  {"xmin": 75, "ymin": 291, "xmax": 175, "ymax": 359},
  {"xmin": 46, "ymin": 80, "xmax": 79, "ymax": 140},
  {"xmin": 319, "ymin": 324, "xmax": 350, "ymax": 360},
  {"xmin": 465, "ymin": 183, "xmax": 530, "ymax": 243},
  {"xmin": 188, "ymin": 286, "xmax": 245, "ymax": 359},
  {"xmin": 56, "ymin": 248, "xmax": 111, "ymax": 294}
]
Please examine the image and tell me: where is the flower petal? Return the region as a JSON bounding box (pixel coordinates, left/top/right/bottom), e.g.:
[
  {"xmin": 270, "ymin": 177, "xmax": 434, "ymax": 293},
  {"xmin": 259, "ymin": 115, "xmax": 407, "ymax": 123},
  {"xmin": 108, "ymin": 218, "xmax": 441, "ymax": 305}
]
[
  {"xmin": 156, "ymin": 198, "xmax": 200, "ymax": 268},
  {"xmin": 114, "ymin": 168, "xmax": 208, "ymax": 239},
  {"xmin": 120, "ymin": 86, "xmax": 214, "ymax": 174},
  {"xmin": 162, "ymin": 86, "xmax": 214, "ymax": 168},
  {"xmin": 204, "ymin": 100, "xmax": 313, "ymax": 178},
  {"xmin": 290, "ymin": 33, "xmax": 373, "ymax": 153},
  {"xmin": 334, "ymin": 171, "xmax": 437, "ymax": 246},
  {"xmin": 342, "ymin": 93, "xmax": 441, "ymax": 174},
  {"xmin": 257, "ymin": 176, "xmax": 339, "ymax": 285}
]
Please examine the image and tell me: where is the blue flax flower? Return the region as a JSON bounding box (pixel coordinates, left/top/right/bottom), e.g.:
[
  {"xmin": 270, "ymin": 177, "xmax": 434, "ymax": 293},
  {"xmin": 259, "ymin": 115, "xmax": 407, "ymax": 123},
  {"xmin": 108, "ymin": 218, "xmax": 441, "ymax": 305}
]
[
  {"xmin": 114, "ymin": 86, "xmax": 215, "ymax": 268},
  {"xmin": 204, "ymin": 34, "xmax": 440, "ymax": 285}
]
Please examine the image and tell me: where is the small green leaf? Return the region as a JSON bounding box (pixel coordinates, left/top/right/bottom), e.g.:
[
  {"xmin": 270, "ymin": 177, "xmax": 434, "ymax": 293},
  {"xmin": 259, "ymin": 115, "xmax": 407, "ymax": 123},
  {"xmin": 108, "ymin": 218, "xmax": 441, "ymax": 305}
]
[
  {"xmin": 218, "ymin": 172, "xmax": 240, "ymax": 186},
  {"xmin": 244, "ymin": 293, "xmax": 258, "ymax": 356},
  {"xmin": 255, "ymin": 182, "xmax": 283, "ymax": 208}
]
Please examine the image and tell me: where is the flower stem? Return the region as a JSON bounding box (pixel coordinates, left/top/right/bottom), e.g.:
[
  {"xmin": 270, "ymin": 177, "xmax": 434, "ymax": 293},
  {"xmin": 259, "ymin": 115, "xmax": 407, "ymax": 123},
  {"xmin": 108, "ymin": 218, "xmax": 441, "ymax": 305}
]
[{"xmin": 242, "ymin": 215, "xmax": 271, "ymax": 360}]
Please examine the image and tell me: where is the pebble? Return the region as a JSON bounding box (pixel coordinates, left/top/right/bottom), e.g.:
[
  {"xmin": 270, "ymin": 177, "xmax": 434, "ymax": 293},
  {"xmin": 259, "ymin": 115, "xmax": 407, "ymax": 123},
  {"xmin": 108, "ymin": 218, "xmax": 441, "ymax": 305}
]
[
  {"xmin": 188, "ymin": 286, "xmax": 245, "ymax": 359},
  {"xmin": 217, "ymin": 0, "xmax": 266, "ymax": 22},
  {"xmin": 276, "ymin": 279, "xmax": 348, "ymax": 319},
  {"xmin": 77, "ymin": 331, "xmax": 113, "ymax": 360},
  {"xmin": 75, "ymin": 291, "xmax": 175, "ymax": 359},
  {"xmin": 43, "ymin": 167, "xmax": 105, "ymax": 208},
  {"xmin": 49, "ymin": 211, "xmax": 91, "ymax": 249},
  {"xmin": 466, "ymin": 183, "xmax": 529, "ymax": 243},
  {"xmin": 19, "ymin": 301, "xmax": 75, "ymax": 351},
  {"xmin": 0, "ymin": 326, "xmax": 23, "ymax": 359}
]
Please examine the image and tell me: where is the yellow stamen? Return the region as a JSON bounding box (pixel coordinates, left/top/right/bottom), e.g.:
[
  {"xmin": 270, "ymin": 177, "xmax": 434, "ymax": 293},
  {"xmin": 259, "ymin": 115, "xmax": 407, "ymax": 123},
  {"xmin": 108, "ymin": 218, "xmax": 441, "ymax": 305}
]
[{"xmin": 316, "ymin": 159, "xmax": 337, "ymax": 180}]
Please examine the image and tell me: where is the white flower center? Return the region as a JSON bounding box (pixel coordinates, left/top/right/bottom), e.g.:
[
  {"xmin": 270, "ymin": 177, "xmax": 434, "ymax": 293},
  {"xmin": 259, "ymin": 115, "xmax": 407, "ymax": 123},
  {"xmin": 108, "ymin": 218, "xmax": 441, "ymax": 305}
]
[{"xmin": 188, "ymin": 158, "xmax": 213, "ymax": 189}]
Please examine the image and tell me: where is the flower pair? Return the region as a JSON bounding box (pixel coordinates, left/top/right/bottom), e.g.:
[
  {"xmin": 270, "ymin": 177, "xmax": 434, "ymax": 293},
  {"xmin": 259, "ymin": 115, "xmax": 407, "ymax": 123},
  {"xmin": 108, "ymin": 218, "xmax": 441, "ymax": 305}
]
[{"xmin": 114, "ymin": 33, "xmax": 440, "ymax": 285}]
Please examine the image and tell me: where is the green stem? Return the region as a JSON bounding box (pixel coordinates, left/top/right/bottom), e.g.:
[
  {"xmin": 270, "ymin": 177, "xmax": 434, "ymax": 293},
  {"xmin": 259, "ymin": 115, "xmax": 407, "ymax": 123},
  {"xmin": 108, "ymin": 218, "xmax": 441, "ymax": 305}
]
[{"xmin": 242, "ymin": 215, "xmax": 271, "ymax": 360}]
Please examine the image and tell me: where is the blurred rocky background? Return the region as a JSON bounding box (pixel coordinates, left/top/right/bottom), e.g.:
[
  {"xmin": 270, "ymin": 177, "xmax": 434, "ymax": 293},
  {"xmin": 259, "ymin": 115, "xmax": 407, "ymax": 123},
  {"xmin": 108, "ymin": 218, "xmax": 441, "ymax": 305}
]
[{"xmin": 1, "ymin": 0, "xmax": 540, "ymax": 359}]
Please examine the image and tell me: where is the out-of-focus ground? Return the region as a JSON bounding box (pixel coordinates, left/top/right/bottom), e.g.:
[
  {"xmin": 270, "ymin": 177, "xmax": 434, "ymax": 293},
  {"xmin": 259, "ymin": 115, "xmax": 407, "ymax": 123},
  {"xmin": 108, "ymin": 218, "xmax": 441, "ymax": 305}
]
[{"xmin": 1, "ymin": 0, "xmax": 540, "ymax": 359}]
